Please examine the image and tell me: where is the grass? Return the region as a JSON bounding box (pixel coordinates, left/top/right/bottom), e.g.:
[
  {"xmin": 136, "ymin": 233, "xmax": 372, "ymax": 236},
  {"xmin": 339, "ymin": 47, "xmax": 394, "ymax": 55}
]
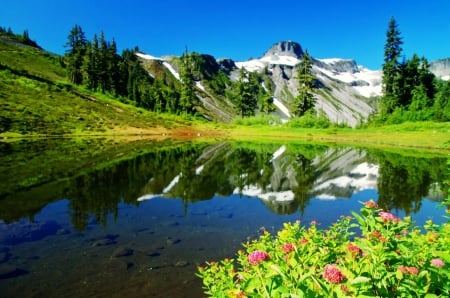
[
  {"xmin": 217, "ymin": 121, "xmax": 450, "ymax": 153},
  {"xmin": 0, "ymin": 34, "xmax": 449, "ymax": 154}
]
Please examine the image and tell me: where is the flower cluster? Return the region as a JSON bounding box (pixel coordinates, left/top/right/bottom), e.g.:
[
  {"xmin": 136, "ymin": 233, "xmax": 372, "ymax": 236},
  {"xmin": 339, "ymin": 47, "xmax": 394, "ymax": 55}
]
[
  {"xmin": 398, "ymin": 265, "xmax": 419, "ymax": 275},
  {"xmin": 282, "ymin": 243, "xmax": 295, "ymax": 254},
  {"xmin": 379, "ymin": 211, "xmax": 400, "ymax": 222},
  {"xmin": 248, "ymin": 250, "xmax": 270, "ymax": 265},
  {"xmin": 347, "ymin": 242, "xmax": 362, "ymax": 257},
  {"xmin": 431, "ymin": 258, "xmax": 445, "ymax": 268},
  {"xmin": 365, "ymin": 200, "xmax": 379, "ymax": 209},
  {"xmin": 198, "ymin": 201, "xmax": 450, "ymax": 297},
  {"xmin": 323, "ymin": 264, "xmax": 346, "ymax": 284}
]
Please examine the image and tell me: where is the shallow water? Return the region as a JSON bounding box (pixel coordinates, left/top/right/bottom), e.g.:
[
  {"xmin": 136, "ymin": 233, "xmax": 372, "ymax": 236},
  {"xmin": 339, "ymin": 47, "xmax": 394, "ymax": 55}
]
[{"xmin": 0, "ymin": 140, "xmax": 447, "ymax": 297}]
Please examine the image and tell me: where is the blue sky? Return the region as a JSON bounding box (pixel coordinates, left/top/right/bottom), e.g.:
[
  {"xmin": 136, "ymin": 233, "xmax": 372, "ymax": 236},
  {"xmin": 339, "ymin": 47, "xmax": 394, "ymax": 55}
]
[{"xmin": 1, "ymin": 0, "xmax": 449, "ymax": 69}]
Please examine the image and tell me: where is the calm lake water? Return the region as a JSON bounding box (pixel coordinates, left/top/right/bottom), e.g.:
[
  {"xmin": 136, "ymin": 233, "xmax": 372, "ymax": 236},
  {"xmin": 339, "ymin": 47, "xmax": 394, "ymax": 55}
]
[{"xmin": 0, "ymin": 139, "xmax": 448, "ymax": 297}]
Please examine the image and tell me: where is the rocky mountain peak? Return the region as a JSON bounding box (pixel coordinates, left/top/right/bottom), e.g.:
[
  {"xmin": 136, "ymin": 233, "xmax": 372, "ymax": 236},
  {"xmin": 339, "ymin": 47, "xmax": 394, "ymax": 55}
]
[{"xmin": 263, "ymin": 41, "xmax": 303, "ymax": 59}]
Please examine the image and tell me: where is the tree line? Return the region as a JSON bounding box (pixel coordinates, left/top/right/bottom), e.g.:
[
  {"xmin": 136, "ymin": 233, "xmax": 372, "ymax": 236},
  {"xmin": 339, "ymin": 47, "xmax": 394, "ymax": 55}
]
[
  {"xmin": 64, "ymin": 25, "xmax": 280, "ymax": 118},
  {"xmin": 379, "ymin": 17, "xmax": 450, "ymax": 123},
  {"xmin": 64, "ymin": 25, "xmax": 197, "ymax": 115}
]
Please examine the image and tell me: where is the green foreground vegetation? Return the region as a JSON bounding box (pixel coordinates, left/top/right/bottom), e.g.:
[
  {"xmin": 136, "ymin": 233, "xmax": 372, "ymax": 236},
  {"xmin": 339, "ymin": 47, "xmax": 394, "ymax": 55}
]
[
  {"xmin": 1, "ymin": 19, "xmax": 449, "ymax": 298},
  {"xmin": 198, "ymin": 200, "xmax": 450, "ymax": 297}
]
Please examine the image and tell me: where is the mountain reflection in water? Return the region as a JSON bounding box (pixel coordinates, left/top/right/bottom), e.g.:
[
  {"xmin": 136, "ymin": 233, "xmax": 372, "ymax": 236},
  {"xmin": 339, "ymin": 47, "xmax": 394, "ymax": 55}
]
[{"xmin": 0, "ymin": 139, "xmax": 447, "ymax": 297}]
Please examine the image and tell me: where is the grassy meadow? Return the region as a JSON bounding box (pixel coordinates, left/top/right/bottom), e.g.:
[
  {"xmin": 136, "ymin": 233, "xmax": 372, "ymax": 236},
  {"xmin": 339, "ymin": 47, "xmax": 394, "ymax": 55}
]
[{"xmin": 1, "ymin": 34, "xmax": 449, "ymax": 153}]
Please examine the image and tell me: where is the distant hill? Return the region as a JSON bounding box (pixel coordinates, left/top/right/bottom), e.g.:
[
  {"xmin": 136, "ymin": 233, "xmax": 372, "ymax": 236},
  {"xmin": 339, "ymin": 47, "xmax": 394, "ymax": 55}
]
[{"xmin": 0, "ymin": 33, "xmax": 186, "ymax": 136}]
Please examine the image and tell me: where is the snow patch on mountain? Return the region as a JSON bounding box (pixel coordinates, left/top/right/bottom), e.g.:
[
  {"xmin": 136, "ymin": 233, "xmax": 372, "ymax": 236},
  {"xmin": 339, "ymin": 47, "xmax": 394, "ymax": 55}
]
[
  {"xmin": 273, "ymin": 98, "xmax": 291, "ymax": 119},
  {"xmin": 316, "ymin": 59, "xmax": 382, "ymax": 97},
  {"xmin": 236, "ymin": 55, "xmax": 300, "ymax": 72},
  {"xmin": 136, "ymin": 52, "xmax": 181, "ymax": 81},
  {"xmin": 136, "ymin": 52, "xmax": 162, "ymax": 61}
]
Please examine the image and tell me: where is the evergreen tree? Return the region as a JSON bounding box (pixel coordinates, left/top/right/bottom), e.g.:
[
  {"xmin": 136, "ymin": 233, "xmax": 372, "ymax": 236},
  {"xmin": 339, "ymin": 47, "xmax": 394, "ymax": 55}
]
[
  {"xmin": 108, "ymin": 39, "xmax": 121, "ymax": 96},
  {"xmin": 85, "ymin": 34, "xmax": 99, "ymax": 90},
  {"xmin": 380, "ymin": 17, "xmax": 403, "ymax": 116},
  {"xmin": 179, "ymin": 48, "xmax": 197, "ymax": 114},
  {"xmin": 433, "ymin": 80, "xmax": 450, "ymax": 121},
  {"xmin": 65, "ymin": 25, "xmax": 87, "ymax": 85},
  {"xmin": 418, "ymin": 57, "xmax": 435, "ymax": 100},
  {"xmin": 294, "ymin": 50, "xmax": 316, "ymax": 116},
  {"xmin": 98, "ymin": 31, "xmax": 110, "ymax": 92},
  {"xmin": 234, "ymin": 68, "xmax": 258, "ymax": 117}
]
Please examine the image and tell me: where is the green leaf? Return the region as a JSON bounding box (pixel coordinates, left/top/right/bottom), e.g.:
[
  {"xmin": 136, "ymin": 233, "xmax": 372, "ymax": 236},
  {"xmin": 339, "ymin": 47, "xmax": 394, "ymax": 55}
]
[{"xmin": 350, "ymin": 276, "xmax": 371, "ymax": 284}]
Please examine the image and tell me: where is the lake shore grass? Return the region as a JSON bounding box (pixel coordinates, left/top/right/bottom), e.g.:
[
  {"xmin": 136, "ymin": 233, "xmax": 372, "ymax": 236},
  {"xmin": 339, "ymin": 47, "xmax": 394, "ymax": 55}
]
[{"xmin": 1, "ymin": 121, "xmax": 449, "ymax": 155}]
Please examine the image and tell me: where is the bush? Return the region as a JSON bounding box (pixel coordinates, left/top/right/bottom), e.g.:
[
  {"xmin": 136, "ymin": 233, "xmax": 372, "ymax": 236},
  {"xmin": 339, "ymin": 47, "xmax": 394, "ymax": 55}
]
[
  {"xmin": 287, "ymin": 111, "xmax": 333, "ymax": 129},
  {"xmin": 197, "ymin": 201, "xmax": 450, "ymax": 297},
  {"xmin": 232, "ymin": 115, "xmax": 282, "ymax": 126}
]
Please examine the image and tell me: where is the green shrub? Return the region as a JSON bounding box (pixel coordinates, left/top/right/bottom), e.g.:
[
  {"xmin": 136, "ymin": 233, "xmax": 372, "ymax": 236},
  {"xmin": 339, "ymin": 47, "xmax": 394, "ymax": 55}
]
[
  {"xmin": 198, "ymin": 201, "xmax": 450, "ymax": 297},
  {"xmin": 287, "ymin": 111, "xmax": 334, "ymax": 129},
  {"xmin": 232, "ymin": 115, "xmax": 282, "ymax": 126}
]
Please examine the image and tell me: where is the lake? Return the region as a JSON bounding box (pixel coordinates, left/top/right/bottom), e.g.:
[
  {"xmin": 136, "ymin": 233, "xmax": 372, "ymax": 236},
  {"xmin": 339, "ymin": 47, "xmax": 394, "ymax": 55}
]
[{"xmin": 0, "ymin": 138, "xmax": 448, "ymax": 297}]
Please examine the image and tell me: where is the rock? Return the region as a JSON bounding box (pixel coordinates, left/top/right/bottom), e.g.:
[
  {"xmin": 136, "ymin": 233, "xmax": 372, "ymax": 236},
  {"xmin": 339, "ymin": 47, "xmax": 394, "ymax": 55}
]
[
  {"xmin": 90, "ymin": 234, "xmax": 119, "ymax": 247},
  {"xmin": 165, "ymin": 238, "xmax": 181, "ymax": 245},
  {"xmin": 174, "ymin": 260, "xmax": 189, "ymax": 268},
  {"xmin": 112, "ymin": 247, "xmax": 133, "ymax": 258},
  {"xmin": 146, "ymin": 251, "xmax": 161, "ymax": 257},
  {"xmin": 0, "ymin": 265, "xmax": 27, "ymax": 279},
  {"xmin": 263, "ymin": 41, "xmax": 304, "ymax": 59},
  {"xmin": 92, "ymin": 238, "xmax": 116, "ymax": 247}
]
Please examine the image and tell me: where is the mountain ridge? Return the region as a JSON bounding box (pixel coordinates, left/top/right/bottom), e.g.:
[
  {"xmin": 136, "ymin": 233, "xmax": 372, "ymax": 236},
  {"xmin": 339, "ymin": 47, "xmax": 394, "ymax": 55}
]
[{"xmin": 137, "ymin": 40, "xmax": 449, "ymax": 126}]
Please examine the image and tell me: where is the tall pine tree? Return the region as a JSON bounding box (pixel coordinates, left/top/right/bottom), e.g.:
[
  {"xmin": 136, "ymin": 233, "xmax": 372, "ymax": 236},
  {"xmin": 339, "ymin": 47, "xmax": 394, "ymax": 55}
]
[
  {"xmin": 294, "ymin": 50, "xmax": 316, "ymax": 117},
  {"xmin": 85, "ymin": 34, "xmax": 99, "ymax": 90},
  {"xmin": 380, "ymin": 17, "xmax": 403, "ymax": 116},
  {"xmin": 234, "ymin": 68, "xmax": 259, "ymax": 117},
  {"xmin": 65, "ymin": 25, "xmax": 87, "ymax": 85},
  {"xmin": 179, "ymin": 48, "xmax": 196, "ymax": 115}
]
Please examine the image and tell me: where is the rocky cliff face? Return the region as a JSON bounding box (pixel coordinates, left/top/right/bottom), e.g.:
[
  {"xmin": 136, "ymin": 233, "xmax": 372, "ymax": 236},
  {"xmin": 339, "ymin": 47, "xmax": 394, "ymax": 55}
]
[
  {"xmin": 430, "ymin": 58, "xmax": 450, "ymax": 80},
  {"xmin": 138, "ymin": 40, "xmax": 447, "ymax": 127},
  {"xmin": 235, "ymin": 41, "xmax": 379, "ymax": 126},
  {"xmin": 263, "ymin": 40, "xmax": 304, "ymax": 59}
]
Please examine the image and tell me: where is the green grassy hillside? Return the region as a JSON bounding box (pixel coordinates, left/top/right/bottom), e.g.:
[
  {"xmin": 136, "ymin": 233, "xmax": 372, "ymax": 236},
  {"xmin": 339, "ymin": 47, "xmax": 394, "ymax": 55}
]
[{"xmin": 0, "ymin": 35, "xmax": 190, "ymax": 137}]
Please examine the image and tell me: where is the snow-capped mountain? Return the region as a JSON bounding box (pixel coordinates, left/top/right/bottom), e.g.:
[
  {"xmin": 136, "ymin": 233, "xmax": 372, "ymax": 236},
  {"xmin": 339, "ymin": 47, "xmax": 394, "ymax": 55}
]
[
  {"xmin": 234, "ymin": 41, "xmax": 380, "ymax": 126},
  {"xmin": 135, "ymin": 40, "xmax": 447, "ymax": 127}
]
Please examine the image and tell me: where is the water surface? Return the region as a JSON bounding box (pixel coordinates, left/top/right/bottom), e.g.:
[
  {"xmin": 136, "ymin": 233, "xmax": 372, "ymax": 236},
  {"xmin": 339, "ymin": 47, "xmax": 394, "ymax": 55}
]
[{"xmin": 0, "ymin": 139, "xmax": 447, "ymax": 297}]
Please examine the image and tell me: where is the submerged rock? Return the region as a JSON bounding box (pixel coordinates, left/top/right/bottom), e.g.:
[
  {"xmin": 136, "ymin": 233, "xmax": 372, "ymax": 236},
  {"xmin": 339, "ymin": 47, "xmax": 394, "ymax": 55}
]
[
  {"xmin": 174, "ymin": 260, "xmax": 189, "ymax": 268},
  {"xmin": 146, "ymin": 251, "xmax": 161, "ymax": 257},
  {"xmin": 112, "ymin": 247, "xmax": 133, "ymax": 258},
  {"xmin": 90, "ymin": 234, "xmax": 119, "ymax": 247},
  {"xmin": 0, "ymin": 265, "xmax": 27, "ymax": 279}
]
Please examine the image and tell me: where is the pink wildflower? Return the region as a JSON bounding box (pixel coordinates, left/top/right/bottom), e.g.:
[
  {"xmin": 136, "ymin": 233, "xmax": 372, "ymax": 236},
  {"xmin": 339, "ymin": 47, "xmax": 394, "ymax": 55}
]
[
  {"xmin": 248, "ymin": 250, "xmax": 270, "ymax": 265},
  {"xmin": 431, "ymin": 258, "xmax": 445, "ymax": 268},
  {"xmin": 310, "ymin": 220, "xmax": 318, "ymax": 225},
  {"xmin": 323, "ymin": 264, "xmax": 346, "ymax": 284},
  {"xmin": 365, "ymin": 200, "xmax": 379, "ymax": 209},
  {"xmin": 398, "ymin": 266, "xmax": 409, "ymax": 274},
  {"xmin": 408, "ymin": 267, "xmax": 419, "ymax": 275},
  {"xmin": 398, "ymin": 265, "xmax": 419, "ymax": 275},
  {"xmin": 379, "ymin": 211, "xmax": 399, "ymax": 222},
  {"xmin": 300, "ymin": 237, "xmax": 309, "ymax": 245},
  {"xmin": 282, "ymin": 243, "xmax": 295, "ymax": 254},
  {"xmin": 347, "ymin": 243, "xmax": 362, "ymax": 257}
]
